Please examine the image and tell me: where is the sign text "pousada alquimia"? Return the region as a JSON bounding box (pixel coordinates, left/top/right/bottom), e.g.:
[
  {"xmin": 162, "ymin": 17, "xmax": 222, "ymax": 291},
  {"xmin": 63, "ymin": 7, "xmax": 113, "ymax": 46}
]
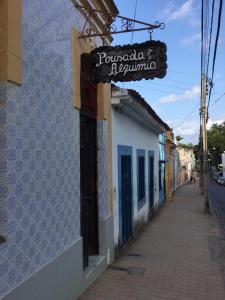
[{"xmin": 89, "ymin": 40, "xmax": 167, "ymax": 83}]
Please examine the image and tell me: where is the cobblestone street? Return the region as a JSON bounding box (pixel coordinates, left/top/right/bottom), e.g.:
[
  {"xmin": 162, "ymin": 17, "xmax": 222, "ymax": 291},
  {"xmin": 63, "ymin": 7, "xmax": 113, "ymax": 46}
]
[{"xmin": 79, "ymin": 183, "xmax": 225, "ymax": 300}]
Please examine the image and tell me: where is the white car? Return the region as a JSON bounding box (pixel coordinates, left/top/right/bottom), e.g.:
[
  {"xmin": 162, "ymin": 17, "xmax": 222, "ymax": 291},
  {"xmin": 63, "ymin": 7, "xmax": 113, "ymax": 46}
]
[{"xmin": 217, "ymin": 176, "xmax": 225, "ymax": 186}]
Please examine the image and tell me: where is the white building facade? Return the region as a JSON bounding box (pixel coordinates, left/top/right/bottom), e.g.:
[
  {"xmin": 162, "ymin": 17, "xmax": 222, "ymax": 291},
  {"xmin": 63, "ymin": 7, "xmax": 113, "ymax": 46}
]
[
  {"xmin": 222, "ymin": 153, "xmax": 225, "ymax": 177},
  {"xmin": 111, "ymin": 87, "xmax": 169, "ymax": 253}
]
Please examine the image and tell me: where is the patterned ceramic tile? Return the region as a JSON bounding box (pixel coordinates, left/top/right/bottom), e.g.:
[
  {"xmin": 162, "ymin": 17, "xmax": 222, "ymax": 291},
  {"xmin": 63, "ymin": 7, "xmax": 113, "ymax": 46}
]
[
  {"xmin": 97, "ymin": 120, "xmax": 109, "ymax": 220},
  {"xmin": 0, "ymin": 85, "xmax": 7, "ymax": 239},
  {"xmin": 0, "ymin": 0, "xmax": 89, "ymax": 298}
]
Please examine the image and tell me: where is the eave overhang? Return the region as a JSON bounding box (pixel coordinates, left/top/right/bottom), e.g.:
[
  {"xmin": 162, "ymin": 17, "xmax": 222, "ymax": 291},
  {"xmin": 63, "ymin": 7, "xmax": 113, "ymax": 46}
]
[{"xmin": 112, "ymin": 87, "xmax": 170, "ymax": 135}]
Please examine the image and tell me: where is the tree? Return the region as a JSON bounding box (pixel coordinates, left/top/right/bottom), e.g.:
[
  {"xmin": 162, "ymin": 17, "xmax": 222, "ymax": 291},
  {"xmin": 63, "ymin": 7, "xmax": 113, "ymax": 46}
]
[
  {"xmin": 207, "ymin": 122, "xmax": 225, "ymax": 167},
  {"xmin": 176, "ymin": 135, "xmax": 183, "ymax": 143},
  {"xmin": 178, "ymin": 143, "xmax": 194, "ymax": 150}
]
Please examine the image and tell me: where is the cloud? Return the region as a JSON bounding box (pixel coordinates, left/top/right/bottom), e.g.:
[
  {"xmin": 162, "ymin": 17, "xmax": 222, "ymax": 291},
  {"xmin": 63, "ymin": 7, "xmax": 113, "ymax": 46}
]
[
  {"xmin": 159, "ymin": 85, "xmax": 200, "ymax": 104},
  {"xmin": 174, "ymin": 120, "xmax": 200, "ymax": 137},
  {"xmin": 161, "ymin": 0, "xmax": 194, "ymax": 22},
  {"xmin": 206, "ymin": 118, "xmax": 224, "ymax": 129},
  {"xmin": 165, "ymin": 119, "xmax": 181, "ymax": 126},
  {"xmin": 181, "ymin": 33, "xmax": 200, "ymax": 45}
]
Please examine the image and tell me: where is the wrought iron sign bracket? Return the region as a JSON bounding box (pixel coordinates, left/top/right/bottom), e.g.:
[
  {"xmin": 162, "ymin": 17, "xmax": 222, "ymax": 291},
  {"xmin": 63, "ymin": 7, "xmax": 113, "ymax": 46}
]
[{"xmin": 75, "ymin": 5, "xmax": 165, "ymax": 39}]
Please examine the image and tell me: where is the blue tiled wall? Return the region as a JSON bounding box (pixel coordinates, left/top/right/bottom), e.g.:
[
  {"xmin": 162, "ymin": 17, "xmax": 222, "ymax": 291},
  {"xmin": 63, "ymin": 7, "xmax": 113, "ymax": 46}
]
[
  {"xmin": 97, "ymin": 120, "xmax": 109, "ymax": 219},
  {"xmin": 0, "ymin": 85, "xmax": 7, "ymax": 240},
  {"xmin": 0, "ymin": 1, "xmax": 86, "ymax": 297}
]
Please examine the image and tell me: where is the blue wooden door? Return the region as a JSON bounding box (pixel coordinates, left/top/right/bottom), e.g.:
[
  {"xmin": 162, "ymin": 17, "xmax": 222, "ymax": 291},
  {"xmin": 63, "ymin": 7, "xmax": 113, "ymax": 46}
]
[
  {"xmin": 121, "ymin": 155, "xmax": 132, "ymax": 246},
  {"xmin": 148, "ymin": 151, "xmax": 154, "ymax": 217},
  {"xmin": 159, "ymin": 161, "xmax": 166, "ymax": 205}
]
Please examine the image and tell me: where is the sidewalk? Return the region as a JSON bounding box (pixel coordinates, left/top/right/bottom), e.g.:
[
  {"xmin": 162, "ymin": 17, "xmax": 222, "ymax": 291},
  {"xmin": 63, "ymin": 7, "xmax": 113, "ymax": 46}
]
[{"xmin": 79, "ymin": 184, "xmax": 225, "ymax": 300}]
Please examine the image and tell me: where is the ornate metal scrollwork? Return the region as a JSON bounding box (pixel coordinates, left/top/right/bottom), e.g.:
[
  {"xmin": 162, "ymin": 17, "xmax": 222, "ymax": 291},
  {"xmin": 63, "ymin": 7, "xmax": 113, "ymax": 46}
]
[
  {"xmin": 73, "ymin": 3, "xmax": 165, "ymax": 39},
  {"xmin": 121, "ymin": 18, "xmax": 134, "ymax": 31},
  {"xmin": 85, "ymin": 25, "xmax": 98, "ymax": 36}
]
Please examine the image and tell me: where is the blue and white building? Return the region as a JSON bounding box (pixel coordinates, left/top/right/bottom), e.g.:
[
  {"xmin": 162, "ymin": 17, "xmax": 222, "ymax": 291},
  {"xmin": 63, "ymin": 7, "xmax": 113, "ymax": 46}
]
[{"xmin": 111, "ymin": 86, "xmax": 170, "ymax": 252}]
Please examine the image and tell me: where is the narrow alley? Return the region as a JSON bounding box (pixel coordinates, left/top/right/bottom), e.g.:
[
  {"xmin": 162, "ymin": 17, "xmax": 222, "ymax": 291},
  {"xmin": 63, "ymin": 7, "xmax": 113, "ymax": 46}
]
[{"xmin": 79, "ymin": 184, "xmax": 225, "ymax": 300}]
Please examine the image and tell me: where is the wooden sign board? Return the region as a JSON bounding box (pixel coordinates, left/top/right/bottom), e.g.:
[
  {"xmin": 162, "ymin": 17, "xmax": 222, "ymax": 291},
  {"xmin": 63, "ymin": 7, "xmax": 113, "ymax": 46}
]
[{"xmin": 89, "ymin": 40, "xmax": 167, "ymax": 83}]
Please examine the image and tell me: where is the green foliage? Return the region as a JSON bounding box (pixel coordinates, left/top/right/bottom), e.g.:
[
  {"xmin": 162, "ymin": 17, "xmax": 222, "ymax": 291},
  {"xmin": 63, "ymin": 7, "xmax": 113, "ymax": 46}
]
[
  {"xmin": 208, "ymin": 122, "xmax": 225, "ymax": 166},
  {"xmin": 178, "ymin": 143, "xmax": 194, "ymax": 150},
  {"xmin": 176, "ymin": 135, "xmax": 183, "ymax": 142}
]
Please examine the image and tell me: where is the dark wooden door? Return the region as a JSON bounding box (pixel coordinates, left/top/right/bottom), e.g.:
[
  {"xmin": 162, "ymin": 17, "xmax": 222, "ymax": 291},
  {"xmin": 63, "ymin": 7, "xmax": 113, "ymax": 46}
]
[
  {"xmin": 121, "ymin": 155, "xmax": 132, "ymax": 245},
  {"xmin": 149, "ymin": 154, "xmax": 154, "ymax": 217},
  {"xmin": 80, "ymin": 54, "xmax": 98, "ymax": 268}
]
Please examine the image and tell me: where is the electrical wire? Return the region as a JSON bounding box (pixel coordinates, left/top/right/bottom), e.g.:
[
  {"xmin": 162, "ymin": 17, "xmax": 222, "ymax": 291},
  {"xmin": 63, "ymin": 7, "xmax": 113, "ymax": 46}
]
[
  {"xmin": 126, "ymin": 82, "xmax": 199, "ymax": 96},
  {"xmin": 138, "ymin": 81, "xmax": 195, "ymax": 91},
  {"xmin": 201, "ymin": 0, "xmax": 204, "ymax": 75},
  {"xmin": 212, "ymin": 92, "xmax": 225, "ymax": 105},
  {"xmin": 207, "ymin": 0, "xmax": 223, "ymax": 121},
  {"xmin": 176, "ymin": 103, "xmax": 200, "ymax": 128},
  {"xmin": 128, "ymin": 84, "xmax": 183, "ymax": 95},
  {"xmin": 168, "ymin": 69, "xmax": 199, "ymax": 76},
  {"xmin": 206, "ymin": 0, "xmax": 215, "ymax": 78},
  {"xmin": 203, "ymin": 0, "xmax": 209, "ymax": 75},
  {"xmin": 131, "ymin": 0, "xmax": 138, "ymax": 43},
  {"xmin": 165, "ymin": 78, "xmax": 195, "ymax": 85},
  {"xmin": 201, "ymin": 0, "xmax": 207, "ymax": 75}
]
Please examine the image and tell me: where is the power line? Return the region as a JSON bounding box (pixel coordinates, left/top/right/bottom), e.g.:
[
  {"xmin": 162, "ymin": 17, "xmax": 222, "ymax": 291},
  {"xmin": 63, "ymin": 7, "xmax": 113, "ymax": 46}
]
[
  {"xmin": 128, "ymin": 84, "xmax": 179, "ymax": 95},
  {"xmin": 212, "ymin": 92, "xmax": 225, "ymax": 105},
  {"xmin": 168, "ymin": 69, "xmax": 199, "ymax": 76},
  {"xmin": 131, "ymin": 0, "xmax": 138, "ymax": 43},
  {"xmin": 206, "ymin": 0, "xmax": 215, "ymax": 77},
  {"xmin": 176, "ymin": 103, "xmax": 200, "ymax": 128},
  {"xmin": 207, "ymin": 0, "xmax": 223, "ymax": 120},
  {"xmin": 127, "ymin": 83, "xmax": 198, "ymax": 96},
  {"xmin": 141, "ymin": 81, "xmax": 194, "ymax": 91},
  {"xmin": 201, "ymin": 0, "xmax": 212, "ymax": 76},
  {"xmin": 201, "ymin": 0, "xmax": 204, "ymax": 75},
  {"xmin": 205, "ymin": 0, "xmax": 210, "ymax": 74},
  {"xmin": 165, "ymin": 78, "xmax": 196, "ymax": 85}
]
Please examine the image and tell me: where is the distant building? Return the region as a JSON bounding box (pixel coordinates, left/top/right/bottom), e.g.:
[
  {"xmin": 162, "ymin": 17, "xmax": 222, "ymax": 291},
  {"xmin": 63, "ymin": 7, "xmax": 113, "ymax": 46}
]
[
  {"xmin": 165, "ymin": 130, "xmax": 178, "ymax": 200},
  {"xmin": 178, "ymin": 147, "xmax": 195, "ymax": 184},
  {"xmin": 222, "ymin": 153, "xmax": 225, "ymax": 177}
]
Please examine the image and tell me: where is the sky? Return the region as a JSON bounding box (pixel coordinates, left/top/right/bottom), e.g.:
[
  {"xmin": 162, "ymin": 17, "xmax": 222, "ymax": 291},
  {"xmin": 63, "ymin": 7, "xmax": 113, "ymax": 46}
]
[{"xmin": 112, "ymin": 0, "xmax": 225, "ymax": 144}]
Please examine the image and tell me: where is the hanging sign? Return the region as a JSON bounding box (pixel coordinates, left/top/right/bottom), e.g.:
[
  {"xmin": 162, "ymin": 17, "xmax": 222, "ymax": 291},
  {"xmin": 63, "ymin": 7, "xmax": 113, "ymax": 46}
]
[{"xmin": 89, "ymin": 40, "xmax": 167, "ymax": 83}]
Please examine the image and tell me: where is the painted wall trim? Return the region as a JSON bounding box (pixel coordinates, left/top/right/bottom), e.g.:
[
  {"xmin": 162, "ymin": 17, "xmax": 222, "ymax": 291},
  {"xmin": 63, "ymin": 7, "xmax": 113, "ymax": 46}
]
[
  {"xmin": 108, "ymin": 85, "xmax": 113, "ymax": 215},
  {"xmin": 97, "ymin": 83, "xmax": 111, "ymax": 120},
  {"xmin": 0, "ymin": 0, "xmax": 22, "ymax": 84}
]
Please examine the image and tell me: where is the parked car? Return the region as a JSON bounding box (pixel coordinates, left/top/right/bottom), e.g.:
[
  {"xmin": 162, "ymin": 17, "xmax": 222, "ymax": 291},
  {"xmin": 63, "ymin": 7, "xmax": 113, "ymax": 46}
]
[
  {"xmin": 213, "ymin": 173, "xmax": 219, "ymax": 181},
  {"xmin": 217, "ymin": 176, "xmax": 225, "ymax": 186}
]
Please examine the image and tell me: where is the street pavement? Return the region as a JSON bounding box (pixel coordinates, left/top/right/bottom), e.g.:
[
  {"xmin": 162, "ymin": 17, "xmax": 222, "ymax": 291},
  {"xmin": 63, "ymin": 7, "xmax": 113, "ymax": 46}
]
[
  {"xmin": 79, "ymin": 183, "xmax": 225, "ymax": 300},
  {"xmin": 209, "ymin": 175, "xmax": 225, "ymax": 235}
]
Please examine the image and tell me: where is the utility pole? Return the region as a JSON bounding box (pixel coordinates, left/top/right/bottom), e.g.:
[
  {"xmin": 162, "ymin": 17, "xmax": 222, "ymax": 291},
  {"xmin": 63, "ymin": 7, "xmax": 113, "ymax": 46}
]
[
  {"xmin": 200, "ymin": 74, "xmax": 209, "ymax": 213},
  {"xmin": 199, "ymin": 125, "xmax": 203, "ymax": 194}
]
